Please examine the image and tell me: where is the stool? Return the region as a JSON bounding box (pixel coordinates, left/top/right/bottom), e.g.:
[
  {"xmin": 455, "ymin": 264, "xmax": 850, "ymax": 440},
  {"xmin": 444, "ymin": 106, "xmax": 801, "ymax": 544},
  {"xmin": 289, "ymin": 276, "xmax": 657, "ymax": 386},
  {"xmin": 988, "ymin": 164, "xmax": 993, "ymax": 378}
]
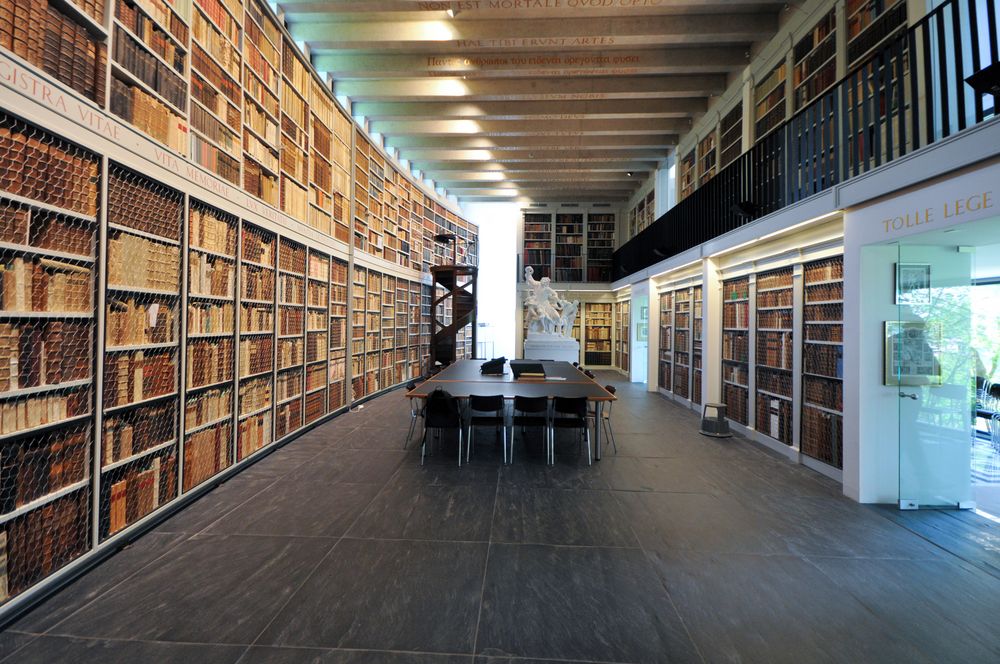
[{"xmin": 699, "ymin": 403, "xmax": 732, "ymax": 438}]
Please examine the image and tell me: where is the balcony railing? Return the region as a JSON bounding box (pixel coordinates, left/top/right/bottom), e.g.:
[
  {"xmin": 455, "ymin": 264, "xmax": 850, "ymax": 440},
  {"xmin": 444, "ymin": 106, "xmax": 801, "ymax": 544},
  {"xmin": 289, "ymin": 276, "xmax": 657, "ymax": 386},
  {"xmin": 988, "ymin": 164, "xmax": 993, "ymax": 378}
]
[{"xmin": 613, "ymin": 0, "xmax": 999, "ymax": 278}]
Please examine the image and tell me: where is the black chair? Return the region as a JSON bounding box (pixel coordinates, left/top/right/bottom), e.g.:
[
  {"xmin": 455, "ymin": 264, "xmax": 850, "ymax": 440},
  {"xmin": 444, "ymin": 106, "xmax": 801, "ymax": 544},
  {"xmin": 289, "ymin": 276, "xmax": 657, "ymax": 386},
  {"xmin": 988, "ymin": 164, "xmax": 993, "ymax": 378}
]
[
  {"xmin": 551, "ymin": 396, "xmax": 591, "ymax": 465},
  {"xmin": 589, "ymin": 385, "xmax": 617, "ymax": 454},
  {"xmin": 584, "ymin": 370, "xmax": 596, "ymax": 379},
  {"xmin": 422, "ymin": 388, "xmax": 464, "ymax": 466},
  {"xmin": 467, "ymin": 394, "xmax": 507, "ymax": 463},
  {"xmin": 510, "ymin": 395, "xmax": 549, "ymax": 464},
  {"xmin": 404, "ymin": 380, "xmax": 424, "ymax": 449}
]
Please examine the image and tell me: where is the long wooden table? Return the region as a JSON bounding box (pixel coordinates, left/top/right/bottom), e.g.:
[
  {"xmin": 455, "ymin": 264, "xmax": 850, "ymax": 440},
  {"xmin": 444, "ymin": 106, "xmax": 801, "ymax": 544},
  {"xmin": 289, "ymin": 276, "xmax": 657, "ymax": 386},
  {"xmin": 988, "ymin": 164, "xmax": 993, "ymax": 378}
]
[{"xmin": 405, "ymin": 359, "xmax": 616, "ymax": 460}]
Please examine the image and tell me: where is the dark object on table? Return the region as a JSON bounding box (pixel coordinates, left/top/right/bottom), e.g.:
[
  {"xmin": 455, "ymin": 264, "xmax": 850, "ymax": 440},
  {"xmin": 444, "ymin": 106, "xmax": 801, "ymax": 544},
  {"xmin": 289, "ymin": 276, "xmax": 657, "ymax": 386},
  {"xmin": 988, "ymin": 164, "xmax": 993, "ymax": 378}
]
[
  {"xmin": 481, "ymin": 357, "xmax": 507, "ymax": 375},
  {"xmin": 511, "ymin": 360, "xmax": 546, "ymax": 379}
]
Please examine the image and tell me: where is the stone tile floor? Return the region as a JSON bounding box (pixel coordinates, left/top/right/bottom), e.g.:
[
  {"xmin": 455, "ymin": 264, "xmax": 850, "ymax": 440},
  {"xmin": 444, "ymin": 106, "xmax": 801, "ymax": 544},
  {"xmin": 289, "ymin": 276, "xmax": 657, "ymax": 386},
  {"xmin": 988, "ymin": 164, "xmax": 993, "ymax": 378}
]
[{"xmin": 3, "ymin": 373, "xmax": 1000, "ymax": 663}]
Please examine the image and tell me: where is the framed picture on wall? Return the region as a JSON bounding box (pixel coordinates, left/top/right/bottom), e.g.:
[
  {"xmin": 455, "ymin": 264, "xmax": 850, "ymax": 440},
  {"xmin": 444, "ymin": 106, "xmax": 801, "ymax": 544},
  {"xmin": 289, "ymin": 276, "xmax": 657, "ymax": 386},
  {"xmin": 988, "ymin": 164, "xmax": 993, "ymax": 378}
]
[
  {"xmin": 884, "ymin": 320, "xmax": 943, "ymax": 386},
  {"xmin": 895, "ymin": 263, "xmax": 931, "ymax": 305}
]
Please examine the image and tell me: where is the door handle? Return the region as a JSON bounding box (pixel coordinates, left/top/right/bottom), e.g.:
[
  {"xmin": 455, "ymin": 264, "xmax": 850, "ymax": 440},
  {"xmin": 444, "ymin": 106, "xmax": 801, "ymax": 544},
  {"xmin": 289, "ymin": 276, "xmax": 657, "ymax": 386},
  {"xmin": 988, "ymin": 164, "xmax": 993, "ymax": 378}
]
[{"xmin": 899, "ymin": 392, "xmax": 918, "ymax": 400}]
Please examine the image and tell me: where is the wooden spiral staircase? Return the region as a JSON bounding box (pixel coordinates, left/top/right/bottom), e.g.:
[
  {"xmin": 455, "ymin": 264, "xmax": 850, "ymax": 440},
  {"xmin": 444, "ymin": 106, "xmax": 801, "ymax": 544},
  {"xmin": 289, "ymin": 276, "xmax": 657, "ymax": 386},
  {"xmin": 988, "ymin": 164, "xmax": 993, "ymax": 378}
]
[{"xmin": 430, "ymin": 264, "xmax": 478, "ymax": 366}]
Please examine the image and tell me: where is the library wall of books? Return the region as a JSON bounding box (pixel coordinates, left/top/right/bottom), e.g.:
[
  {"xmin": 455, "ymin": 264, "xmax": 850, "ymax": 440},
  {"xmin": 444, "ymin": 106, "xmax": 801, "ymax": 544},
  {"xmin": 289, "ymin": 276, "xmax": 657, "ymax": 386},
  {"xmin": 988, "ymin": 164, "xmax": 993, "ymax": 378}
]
[
  {"xmin": 522, "ymin": 211, "xmax": 615, "ymax": 284},
  {"xmin": 661, "ymin": 254, "xmax": 844, "ymax": 471},
  {"xmin": 0, "ymin": 0, "xmax": 478, "ymax": 609}
]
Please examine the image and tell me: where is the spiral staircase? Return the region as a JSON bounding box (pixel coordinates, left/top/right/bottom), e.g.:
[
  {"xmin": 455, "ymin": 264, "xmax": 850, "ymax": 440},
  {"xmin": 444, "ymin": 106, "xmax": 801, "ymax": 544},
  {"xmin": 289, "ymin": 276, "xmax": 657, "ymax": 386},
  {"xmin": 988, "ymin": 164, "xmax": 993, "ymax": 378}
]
[{"xmin": 430, "ymin": 264, "xmax": 478, "ymax": 365}]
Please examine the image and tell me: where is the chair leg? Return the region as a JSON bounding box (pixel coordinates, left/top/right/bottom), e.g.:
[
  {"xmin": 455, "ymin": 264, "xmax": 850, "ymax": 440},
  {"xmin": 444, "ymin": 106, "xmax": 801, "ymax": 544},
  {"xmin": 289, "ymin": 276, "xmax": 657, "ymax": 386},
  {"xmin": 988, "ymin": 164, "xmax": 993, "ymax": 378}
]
[
  {"xmin": 502, "ymin": 426, "xmax": 508, "ymax": 464},
  {"xmin": 605, "ymin": 417, "xmax": 618, "ymax": 454},
  {"xmin": 405, "ymin": 412, "xmax": 416, "ymax": 449},
  {"xmin": 420, "ymin": 427, "xmax": 428, "ymax": 465},
  {"xmin": 458, "ymin": 428, "xmax": 463, "ymax": 467},
  {"xmin": 585, "ymin": 427, "xmax": 592, "ymax": 466},
  {"xmin": 467, "ymin": 425, "xmax": 474, "ymax": 463}
]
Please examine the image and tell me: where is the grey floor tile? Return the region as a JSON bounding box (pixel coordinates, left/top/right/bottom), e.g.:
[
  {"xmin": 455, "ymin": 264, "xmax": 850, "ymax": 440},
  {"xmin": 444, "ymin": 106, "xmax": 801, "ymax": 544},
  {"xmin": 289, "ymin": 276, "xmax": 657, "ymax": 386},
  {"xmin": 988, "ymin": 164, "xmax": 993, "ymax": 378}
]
[
  {"xmin": 601, "ymin": 456, "xmax": 721, "ymax": 494},
  {"xmin": 240, "ymin": 646, "xmax": 472, "ymax": 663},
  {"xmin": 615, "ymin": 491, "xmax": 782, "ymax": 555},
  {"xmin": 288, "ymin": 450, "xmax": 406, "ymax": 485},
  {"xmin": 257, "ymin": 538, "xmax": 487, "ymax": 653},
  {"xmin": 0, "ymin": 631, "xmax": 36, "ymax": 662},
  {"xmin": 499, "ymin": 458, "xmax": 610, "ymax": 491},
  {"xmin": 51, "ymin": 534, "xmax": 335, "ymax": 644},
  {"xmin": 808, "ymin": 556, "xmax": 1000, "ymax": 664},
  {"xmin": 348, "ymin": 480, "xmax": 496, "ymax": 542},
  {"xmin": 9, "ymin": 533, "xmax": 189, "ymax": 634},
  {"xmin": 492, "ymin": 487, "xmax": 639, "ymax": 548},
  {"xmin": 754, "ymin": 495, "xmax": 946, "ymax": 559},
  {"xmin": 476, "ymin": 543, "xmax": 699, "ymax": 664},
  {"xmin": 4, "ymin": 636, "xmax": 245, "ymax": 664},
  {"xmin": 207, "ymin": 482, "xmax": 381, "ymax": 538},
  {"xmin": 648, "ymin": 550, "xmax": 931, "ymax": 664},
  {"xmin": 475, "ymin": 659, "xmax": 596, "ymax": 664},
  {"xmin": 154, "ymin": 478, "xmax": 277, "ymax": 535}
]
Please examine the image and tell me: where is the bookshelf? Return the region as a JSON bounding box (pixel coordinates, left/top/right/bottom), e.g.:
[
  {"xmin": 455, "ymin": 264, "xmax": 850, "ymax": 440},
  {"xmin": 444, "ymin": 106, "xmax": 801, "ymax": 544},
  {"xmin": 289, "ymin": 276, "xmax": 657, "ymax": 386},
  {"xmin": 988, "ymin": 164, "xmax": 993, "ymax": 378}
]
[
  {"xmin": 0, "ymin": 117, "xmax": 98, "ymax": 601},
  {"xmin": 102, "ymin": 164, "xmax": 181, "ymax": 541},
  {"xmin": 793, "ymin": 8, "xmax": 837, "ymax": 111},
  {"xmin": 679, "ymin": 150, "xmax": 696, "ymax": 201},
  {"xmin": 3, "ymin": 0, "xmax": 108, "ymax": 106},
  {"xmin": 276, "ymin": 238, "xmax": 305, "ymax": 438},
  {"xmin": 0, "ymin": 0, "xmax": 482, "ymax": 610},
  {"xmin": 364, "ymin": 269, "xmax": 381, "ymax": 396},
  {"xmin": 303, "ymin": 249, "xmax": 329, "ymax": 424},
  {"xmin": 755, "ymin": 62, "xmax": 787, "ymax": 139},
  {"xmin": 522, "ymin": 212, "xmax": 552, "ymax": 281},
  {"xmin": 238, "ymin": 222, "xmax": 275, "ymax": 460},
  {"xmin": 846, "ymin": 0, "xmax": 907, "ymax": 67},
  {"xmin": 615, "ymin": 300, "xmax": 630, "ymax": 374},
  {"xmin": 755, "ymin": 267, "xmax": 794, "ymax": 445},
  {"xmin": 719, "ymin": 103, "xmax": 743, "ymax": 171},
  {"xmin": 658, "ymin": 291, "xmax": 673, "ymax": 391},
  {"xmin": 183, "ymin": 200, "xmax": 236, "ymax": 491},
  {"xmin": 328, "ymin": 257, "xmax": 347, "ymax": 411},
  {"xmin": 722, "ymin": 276, "xmax": 750, "ymax": 425},
  {"xmin": 554, "ymin": 214, "xmax": 584, "ymax": 282},
  {"xmin": 698, "ymin": 134, "xmax": 717, "ymax": 185},
  {"xmin": 801, "ymin": 256, "xmax": 844, "ymax": 469},
  {"xmin": 692, "ymin": 285, "xmax": 703, "ymax": 405},
  {"xmin": 673, "ymin": 287, "xmax": 690, "ymax": 399},
  {"xmin": 584, "ymin": 302, "xmax": 612, "ymax": 366},
  {"xmin": 586, "ymin": 214, "xmax": 614, "ymax": 282},
  {"xmin": 350, "ymin": 265, "xmax": 365, "ymax": 400}
]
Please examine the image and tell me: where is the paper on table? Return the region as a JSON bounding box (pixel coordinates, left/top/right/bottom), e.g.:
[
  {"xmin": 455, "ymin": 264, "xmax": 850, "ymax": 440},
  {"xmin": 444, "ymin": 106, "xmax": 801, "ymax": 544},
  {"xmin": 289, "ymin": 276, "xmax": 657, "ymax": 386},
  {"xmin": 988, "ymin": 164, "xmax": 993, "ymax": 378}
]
[{"xmin": 546, "ymin": 376, "xmax": 567, "ymax": 381}]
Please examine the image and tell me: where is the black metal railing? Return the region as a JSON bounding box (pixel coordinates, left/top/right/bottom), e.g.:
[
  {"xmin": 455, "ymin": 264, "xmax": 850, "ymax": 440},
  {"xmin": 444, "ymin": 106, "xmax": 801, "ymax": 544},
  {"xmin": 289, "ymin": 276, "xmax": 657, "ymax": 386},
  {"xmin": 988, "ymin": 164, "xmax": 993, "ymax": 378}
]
[{"xmin": 614, "ymin": 0, "xmax": 999, "ymax": 278}]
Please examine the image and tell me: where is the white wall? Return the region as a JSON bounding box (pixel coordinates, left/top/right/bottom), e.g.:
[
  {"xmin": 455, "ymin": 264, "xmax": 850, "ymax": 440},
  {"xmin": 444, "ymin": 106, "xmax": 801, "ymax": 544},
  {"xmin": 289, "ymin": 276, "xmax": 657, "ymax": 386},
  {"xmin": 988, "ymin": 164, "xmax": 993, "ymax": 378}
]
[{"xmin": 462, "ymin": 202, "xmax": 519, "ymax": 359}]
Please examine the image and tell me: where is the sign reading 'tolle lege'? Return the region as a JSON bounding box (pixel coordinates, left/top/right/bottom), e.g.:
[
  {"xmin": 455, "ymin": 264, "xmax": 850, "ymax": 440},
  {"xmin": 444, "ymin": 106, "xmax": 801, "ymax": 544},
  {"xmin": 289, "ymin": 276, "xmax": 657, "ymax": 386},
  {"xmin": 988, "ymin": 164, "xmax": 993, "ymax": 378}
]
[{"xmin": 880, "ymin": 191, "xmax": 994, "ymax": 234}]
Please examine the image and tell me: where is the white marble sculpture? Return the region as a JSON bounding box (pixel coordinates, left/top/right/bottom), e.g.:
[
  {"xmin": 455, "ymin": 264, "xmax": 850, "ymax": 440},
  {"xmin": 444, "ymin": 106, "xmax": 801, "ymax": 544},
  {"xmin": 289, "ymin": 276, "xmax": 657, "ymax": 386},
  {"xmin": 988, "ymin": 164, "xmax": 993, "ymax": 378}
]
[{"xmin": 524, "ymin": 266, "xmax": 579, "ymax": 339}]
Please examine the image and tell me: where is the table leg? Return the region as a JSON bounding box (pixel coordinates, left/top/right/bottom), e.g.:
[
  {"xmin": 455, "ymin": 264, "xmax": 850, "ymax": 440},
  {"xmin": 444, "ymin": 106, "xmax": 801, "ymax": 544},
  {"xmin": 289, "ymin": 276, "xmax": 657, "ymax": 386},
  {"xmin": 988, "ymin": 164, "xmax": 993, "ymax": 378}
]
[{"xmin": 594, "ymin": 402, "xmax": 603, "ymax": 461}]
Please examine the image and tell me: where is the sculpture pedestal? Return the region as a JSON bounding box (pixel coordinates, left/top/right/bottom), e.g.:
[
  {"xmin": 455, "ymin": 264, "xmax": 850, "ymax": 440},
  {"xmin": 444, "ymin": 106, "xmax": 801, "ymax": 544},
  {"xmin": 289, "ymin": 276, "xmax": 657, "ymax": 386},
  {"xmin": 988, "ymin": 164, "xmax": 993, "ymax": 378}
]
[{"xmin": 523, "ymin": 333, "xmax": 580, "ymax": 364}]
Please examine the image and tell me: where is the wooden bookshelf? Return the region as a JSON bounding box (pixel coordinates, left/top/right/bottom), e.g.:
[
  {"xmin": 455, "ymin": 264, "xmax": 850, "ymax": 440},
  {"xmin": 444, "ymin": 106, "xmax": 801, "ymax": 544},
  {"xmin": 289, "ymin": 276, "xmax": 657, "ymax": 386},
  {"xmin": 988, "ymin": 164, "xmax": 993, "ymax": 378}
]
[
  {"xmin": 331, "ymin": 108, "xmax": 352, "ymax": 244},
  {"xmin": 554, "ymin": 214, "xmax": 584, "ymax": 282},
  {"xmin": 584, "ymin": 302, "xmax": 612, "ymax": 366},
  {"xmin": 102, "ymin": 163, "xmax": 181, "ymax": 541},
  {"xmin": 679, "ymin": 150, "xmax": 696, "ymax": 201},
  {"xmin": 793, "ymin": 8, "xmax": 837, "ymax": 111},
  {"xmin": 719, "ymin": 103, "xmax": 743, "ymax": 171},
  {"xmin": 522, "ymin": 212, "xmax": 552, "ymax": 280},
  {"xmin": 238, "ymin": 222, "xmax": 275, "ymax": 460},
  {"xmin": 692, "ymin": 285, "xmax": 703, "ymax": 405},
  {"xmin": 243, "ymin": 0, "xmax": 281, "ymax": 208},
  {"xmin": 698, "ymin": 133, "xmax": 717, "ymax": 185},
  {"xmin": 673, "ymin": 287, "xmax": 691, "ymax": 399},
  {"xmin": 801, "ymin": 256, "xmax": 844, "ymax": 468},
  {"xmin": 408, "ymin": 281, "xmax": 422, "ymax": 378},
  {"xmin": 615, "ymin": 300, "xmax": 630, "ymax": 373},
  {"xmin": 722, "ymin": 276, "xmax": 750, "ymax": 425},
  {"xmin": 328, "ymin": 257, "xmax": 348, "ymax": 411},
  {"xmin": 658, "ymin": 291, "xmax": 673, "ymax": 391},
  {"xmin": 183, "ymin": 200, "xmax": 236, "ymax": 491},
  {"xmin": 586, "ymin": 214, "xmax": 614, "ymax": 282},
  {"xmin": 0, "ymin": 117, "xmax": 98, "ymax": 601},
  {"xmin": 755, "ymin": 267, "xmax": 794, "ymax": 444},
  {"xmin": 276, "ymin": 238, "xmax": 305, "ymax": 438},
  {"xmin": 846, "ymin": 0, "xmax": 907, "ymax": 67},
  {"xmin": 304, "ymin": 249, "xmax": 329, "ymax": 424},
  {"xmin": 755, "ymin": 62, "xmax": 787, "ymax": 139}
]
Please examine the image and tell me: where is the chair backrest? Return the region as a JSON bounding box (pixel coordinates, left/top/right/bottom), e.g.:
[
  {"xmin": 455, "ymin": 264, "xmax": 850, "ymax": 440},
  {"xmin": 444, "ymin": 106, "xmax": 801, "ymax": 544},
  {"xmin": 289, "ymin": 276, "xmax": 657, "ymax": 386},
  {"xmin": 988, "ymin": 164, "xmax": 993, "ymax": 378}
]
[
  {"xmin": 425, "ymin": 387, "xmax": 461, "ymax": 427},
  {"xmin": 605, "ymin": 385, "xmax": 617, "ymax": 395},
  {"xmin": 469, "ymin": 394, "xmax": 504, "ymax": 413},
  {"xmin": 514, "ymin": 395, "xmax": 548, "ymax": 414},
  {"xmin": 553, "ymin": 396, "xmax": 587, "ymax": 418},
  {"xmin": 584, "ymin": 370, "xmax": 596, "ymax": 379},
  {"xmin": 406, "ymin": 380, "xmax": 418, "ymax": 392}
]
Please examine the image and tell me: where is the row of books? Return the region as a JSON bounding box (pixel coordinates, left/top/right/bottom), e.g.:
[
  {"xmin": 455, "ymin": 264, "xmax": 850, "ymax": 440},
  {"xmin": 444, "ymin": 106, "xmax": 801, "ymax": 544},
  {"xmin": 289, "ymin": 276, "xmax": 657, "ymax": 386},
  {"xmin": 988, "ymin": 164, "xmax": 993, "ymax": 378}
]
[
  {"xmin": 187, "ymin": 339, "xmax": 233, "ymax": 388},
  {"xmin": 0, "ymin": 206, "xmax": 94, "ymax": 258},
  {"xmin": 1, "ymin": 257, "xmax": 91, "ymax": 314},
  {"xmin": 238, "ymin": 375, "xmax": 271, "ymax": 414},
  {"xmin": 189, "ymin": 253, "xmax": 235, "ymax": 298},
  {"xmin": 0, "ymin": 424, "xmax": 88, "ymax": 512},
  {"xmin": 102, "ymin": 402, "xmax": 175, "ymax": 465},
  {"xmin": 0, "ymin": 321, "xmax": 90, "ymax": 392},
  {"xmin": 0, "ymin": 388, "xmax": 90, "ymax": 435},
  {"xmin": 104, "ymin": 350, "xmax": 176, "ymax": 408},
  {"xmin": 189, "ymin": 301, "xmax": 233, "ymax": 336},
  {"xmin": 117, "ymin": 0, "xmax": 186, "ymax": 75},
  {"xmin": 108, "ymin": 297, "xmax": 176, "ymax": 347},
  {"xmin": 183, "ymin": 423, "xmax": 230, "ymax": 491},
  {"xmin": 241, "ymin": 265, "xmax": 275, "ymax": 301},
  {"xmin": 756, "ymin": 332, "xmax": 793, "ymax": 370},
  {"xmin": 108, "ymin": 168, "xmax": 182, "ymax": 241},
  {"xmin": 185, "ymin": 386, "xmax": 231, "ymax": 431},
  {"xmin": 110, "ymin": 79, "xmax": 187, "ymax": 155},
  {"xmin": 804, "ymin": 374, "xmax": 844, "ymax": 411},
  {"xmin": 107, "ymin": 454, "xmax": 176, "ymax": 535},
  {"xmin": 113, "ymin": 27, "xmax": 187, "ymax": 112},
  {"xmin": 237, "ymin": 411, "xmax": 270, "ymax": 459},
  {"xmin": 239, "ymin": 337, "xmax": 272, "ymax": 376},
  {"xmin": 108, "ymin": 232, "xmax": 180, "ymax": 292},
  {"xmin": 804, "ymin": 344, "xmax": 844, "ymax": 379},
  {"xmin": 277, "ymin": 339, "xmax": 302, "ymax": 368}
]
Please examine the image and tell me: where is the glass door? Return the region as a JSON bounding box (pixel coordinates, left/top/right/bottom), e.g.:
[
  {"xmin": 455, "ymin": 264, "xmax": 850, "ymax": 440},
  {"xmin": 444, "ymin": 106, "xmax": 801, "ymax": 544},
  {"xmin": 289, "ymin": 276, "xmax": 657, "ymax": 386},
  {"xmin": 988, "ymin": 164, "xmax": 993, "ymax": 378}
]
[{"xmin": 894, "ymin": 242, "xmax": 974, "ymax": 508}]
